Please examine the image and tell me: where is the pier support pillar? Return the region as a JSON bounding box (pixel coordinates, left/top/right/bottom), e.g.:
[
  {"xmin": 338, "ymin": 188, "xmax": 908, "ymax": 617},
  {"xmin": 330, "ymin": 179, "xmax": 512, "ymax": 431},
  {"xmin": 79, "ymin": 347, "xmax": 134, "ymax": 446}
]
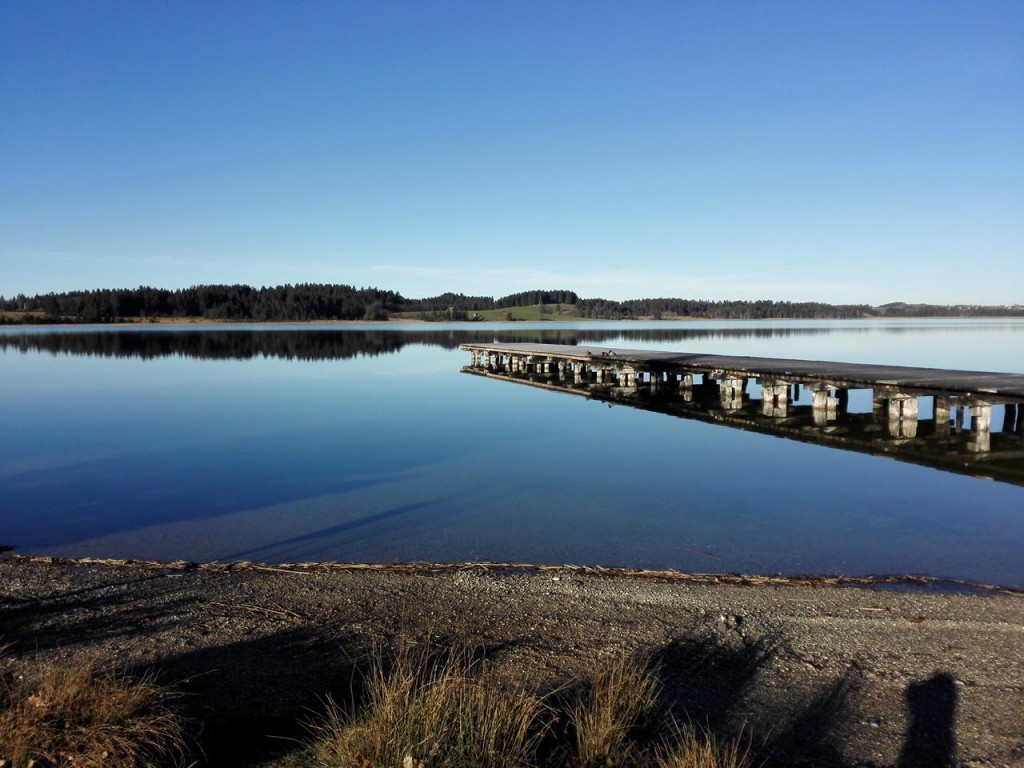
[
  {"xmin": 968, "ymin": 401, "xmax": 992, "ymax": 453},
  {"xmin": 934, "ymin": 396, "xmax": 951, "ymax": 437},
  {"xmin": 760, "ymin": 382, "xmax": 790, "ymax": 418},
  {"xmin": 720, "ymin": 377, "xmax": 745, "ymax": 411},
  {"xmin": 886, "ymin": 394, "xmax": 919, "ymax": 438},
  {"xmin": 811, "ymin": 386, "xmax": 839, "ymax": 426},
  {"xmin": 680, "ymin": 373, "xmax": 694, "ymax": 402}
]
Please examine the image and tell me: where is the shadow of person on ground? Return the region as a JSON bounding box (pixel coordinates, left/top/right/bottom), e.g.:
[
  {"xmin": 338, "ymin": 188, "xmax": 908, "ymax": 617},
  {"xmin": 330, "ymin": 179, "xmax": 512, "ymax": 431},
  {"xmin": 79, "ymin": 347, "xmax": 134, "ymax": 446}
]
[{"xmin": 898, "ymin": 672, "xmax": 958, "ymax": 768}]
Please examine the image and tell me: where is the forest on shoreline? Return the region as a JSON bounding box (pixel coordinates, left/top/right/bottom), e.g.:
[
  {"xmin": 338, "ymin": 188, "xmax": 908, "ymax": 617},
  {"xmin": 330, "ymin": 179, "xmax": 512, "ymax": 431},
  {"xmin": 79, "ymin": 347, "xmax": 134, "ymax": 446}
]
[{"xmin": 2, "ymin": 283, "xmax": 1022, "ymax": 324}]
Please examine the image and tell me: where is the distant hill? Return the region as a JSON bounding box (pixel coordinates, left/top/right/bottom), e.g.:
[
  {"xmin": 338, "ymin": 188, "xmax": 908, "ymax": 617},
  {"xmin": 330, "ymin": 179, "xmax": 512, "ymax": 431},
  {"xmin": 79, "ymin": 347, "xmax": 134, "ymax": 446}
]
[{"xmin": 2, "ymin": 284, "xmax": 1022, "ymax": 324}]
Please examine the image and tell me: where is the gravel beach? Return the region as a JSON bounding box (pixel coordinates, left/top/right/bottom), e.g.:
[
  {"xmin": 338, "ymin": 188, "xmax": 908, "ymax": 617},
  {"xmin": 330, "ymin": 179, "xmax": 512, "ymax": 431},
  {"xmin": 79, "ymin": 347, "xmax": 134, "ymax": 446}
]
[{"xmin": 1, "ymin": 557, "xmax": 1022, "ymax": 767}]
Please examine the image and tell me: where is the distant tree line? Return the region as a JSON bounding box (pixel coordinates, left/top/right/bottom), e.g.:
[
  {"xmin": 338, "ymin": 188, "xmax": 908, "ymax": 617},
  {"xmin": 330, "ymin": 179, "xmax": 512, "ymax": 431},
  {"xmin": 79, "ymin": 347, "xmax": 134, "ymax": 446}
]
[
  {"xmin": 1, "ymin": 283, "xmax": 1021, "ymax": 323},
  {"xmin": 0, "ymin": 284, "xmax": 402, "ymax": 323},
  {"xmin": 574, "ymin": 297, "xmax": 871, "ymax": 320}
]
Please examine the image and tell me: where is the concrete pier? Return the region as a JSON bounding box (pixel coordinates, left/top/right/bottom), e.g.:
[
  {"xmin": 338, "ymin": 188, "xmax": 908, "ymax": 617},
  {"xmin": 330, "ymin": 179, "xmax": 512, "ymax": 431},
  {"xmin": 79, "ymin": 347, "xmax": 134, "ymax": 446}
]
[
  {"xmin": 461, "ymin": 342, "xmax": 1024, "ymax": 485},
  {"xmin": 464, "ymin": 342, "xmax": 1024, "ymax": 397}
]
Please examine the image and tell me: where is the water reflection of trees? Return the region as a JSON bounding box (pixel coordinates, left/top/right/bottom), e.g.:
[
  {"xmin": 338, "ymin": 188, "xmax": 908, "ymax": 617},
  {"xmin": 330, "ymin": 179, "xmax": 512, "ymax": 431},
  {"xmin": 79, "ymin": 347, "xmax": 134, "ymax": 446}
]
[{"xmin": 0, "ymin": 327, "xmax": 839, "ymax": 361}]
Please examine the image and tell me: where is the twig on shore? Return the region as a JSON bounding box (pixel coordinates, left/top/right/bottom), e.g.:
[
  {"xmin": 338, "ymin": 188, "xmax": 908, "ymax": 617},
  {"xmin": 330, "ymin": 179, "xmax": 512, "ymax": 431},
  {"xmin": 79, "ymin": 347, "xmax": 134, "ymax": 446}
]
[{"xmin": 208, "ymin": 600, "xmax": 304, "ymax": 621}]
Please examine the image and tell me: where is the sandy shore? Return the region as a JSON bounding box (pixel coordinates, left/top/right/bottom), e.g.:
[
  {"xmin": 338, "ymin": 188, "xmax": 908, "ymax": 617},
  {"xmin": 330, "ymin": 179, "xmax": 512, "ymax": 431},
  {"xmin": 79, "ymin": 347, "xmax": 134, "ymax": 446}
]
[{"xmin": 1, "ymin": 557, "xmax": 1022, "ymax": 767}]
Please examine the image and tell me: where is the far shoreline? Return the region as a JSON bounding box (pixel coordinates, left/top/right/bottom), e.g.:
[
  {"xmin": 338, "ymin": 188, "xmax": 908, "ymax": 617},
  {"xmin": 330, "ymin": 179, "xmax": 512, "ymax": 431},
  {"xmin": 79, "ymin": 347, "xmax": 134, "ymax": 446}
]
[{"xmin": 4, "ymin": 313, "xmax": 1024, "ymax": 328}]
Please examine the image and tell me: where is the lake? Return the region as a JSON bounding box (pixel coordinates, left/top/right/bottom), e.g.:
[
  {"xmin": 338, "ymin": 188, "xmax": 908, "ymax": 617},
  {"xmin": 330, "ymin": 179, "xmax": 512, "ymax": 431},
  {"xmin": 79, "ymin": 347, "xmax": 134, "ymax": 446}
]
[{"xmin": 2, "ymin": 319, "xmax": 1023, "ymax": 587}]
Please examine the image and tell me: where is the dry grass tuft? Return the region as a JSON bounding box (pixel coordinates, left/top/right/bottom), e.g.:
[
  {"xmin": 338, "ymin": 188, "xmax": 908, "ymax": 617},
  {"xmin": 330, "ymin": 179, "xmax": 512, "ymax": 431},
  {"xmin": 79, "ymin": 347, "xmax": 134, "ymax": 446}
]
[
  {"xmin": 307, "ymin": 642, "xmax": 547, "ymax": 768},
  {"xmin": 568, "ymin": 654, "xmax": 660, "ymax": 767},
  {"xmin": 0, "ymin": 654, "xmax": 187, "ymax": 768},
  {"xmin": 653, "ymin": 721, "xmax": 751, "ymax": 768},
  {"xmin": 306, "ymin": 646, "xmax": 752, "ymax": 768}
]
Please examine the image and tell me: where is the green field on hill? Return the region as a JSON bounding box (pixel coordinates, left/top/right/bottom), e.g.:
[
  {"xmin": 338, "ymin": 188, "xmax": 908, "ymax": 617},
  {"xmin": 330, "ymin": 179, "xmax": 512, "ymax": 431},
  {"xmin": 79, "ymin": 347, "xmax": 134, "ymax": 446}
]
[{"xmin": 392, "ymin": 303, "xmax": 583, "ymax": 321}]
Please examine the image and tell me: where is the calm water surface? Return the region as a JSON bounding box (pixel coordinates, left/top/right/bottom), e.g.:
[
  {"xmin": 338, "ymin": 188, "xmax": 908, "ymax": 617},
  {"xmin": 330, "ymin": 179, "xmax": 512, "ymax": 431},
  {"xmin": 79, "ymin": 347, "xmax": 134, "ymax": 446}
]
[{"xmin": 2, "ymin": 319, "xmax": 1022, "ymax": 586}]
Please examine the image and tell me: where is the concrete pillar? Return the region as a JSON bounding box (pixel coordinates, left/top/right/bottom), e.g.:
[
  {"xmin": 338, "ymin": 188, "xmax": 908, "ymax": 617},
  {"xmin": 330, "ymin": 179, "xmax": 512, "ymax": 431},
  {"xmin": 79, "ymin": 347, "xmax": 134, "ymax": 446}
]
[
  {"xmin": 811, "ymin": 388, "xmax": 834, "ymax": 426},
  {"xmin": 812, "ymin": 389, "xmax": 834, "ymax": 410},
  {"xmin": 934, "ymin": 396, "xmax": 950, "ymax": 437},
  {"xmin": 886, "ymin": 394, "xmax": 918, "ymax": 438},
  {"xmin": 595, "ymin": 368, "xmax": 605, "ymax": 384},
  {"xmin": 968, "ymin": 401, "xmax": 992, "ymax": 452},
  {"xmin": 760, "ymin": 383, "xmax": 789, "ymax": 418},
  {"xmin": 812, "ymin": 387, "xmax": 839, "ymax": 425},
  {"xmin": 678, "ymin": 373, "xmax": 693, "ymax": 391},
  {"xmin": 721, "ymin": 377, "xmax": 744, "ymax": 410},
  {"xmin": 903, "ymin": 397, "xmax": 918, "ymax": 419}
]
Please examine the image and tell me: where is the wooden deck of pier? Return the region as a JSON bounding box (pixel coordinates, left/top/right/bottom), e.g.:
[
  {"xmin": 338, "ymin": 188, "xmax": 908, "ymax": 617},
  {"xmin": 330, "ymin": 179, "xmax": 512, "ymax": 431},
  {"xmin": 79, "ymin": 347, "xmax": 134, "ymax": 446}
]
[{"xmin": 459, "ymin": 342, "xmax": 1024, "ymax": 400}]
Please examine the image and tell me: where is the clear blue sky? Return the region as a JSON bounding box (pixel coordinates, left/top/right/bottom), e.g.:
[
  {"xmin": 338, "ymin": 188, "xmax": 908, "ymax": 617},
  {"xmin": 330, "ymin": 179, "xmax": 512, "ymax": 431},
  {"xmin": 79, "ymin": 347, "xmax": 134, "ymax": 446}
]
[{"xmin": 2, "ymin": 1, "xmax": 1021, "ymax": 304}]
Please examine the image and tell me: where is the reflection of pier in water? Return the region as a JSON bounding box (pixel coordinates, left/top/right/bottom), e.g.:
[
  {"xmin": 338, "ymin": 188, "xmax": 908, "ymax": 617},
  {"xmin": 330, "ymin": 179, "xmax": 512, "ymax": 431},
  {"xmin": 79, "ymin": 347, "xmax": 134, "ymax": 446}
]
[{"xmin": 461, "ymin": 343, "xmax": 1024, "ymax": 487}]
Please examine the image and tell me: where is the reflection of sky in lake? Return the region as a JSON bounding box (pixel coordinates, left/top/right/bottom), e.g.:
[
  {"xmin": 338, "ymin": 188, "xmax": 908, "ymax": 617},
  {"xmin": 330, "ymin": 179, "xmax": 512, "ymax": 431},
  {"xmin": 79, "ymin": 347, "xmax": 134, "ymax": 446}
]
[{"xmin": 1, "ymin": 320, "xmax": 1023, "ymax": 587}]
